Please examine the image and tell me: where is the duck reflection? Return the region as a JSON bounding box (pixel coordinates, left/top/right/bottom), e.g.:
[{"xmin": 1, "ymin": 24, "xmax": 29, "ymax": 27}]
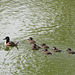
[{"xmin": 4, "ymin": 46, "xmax": 19, "ymax": 51}]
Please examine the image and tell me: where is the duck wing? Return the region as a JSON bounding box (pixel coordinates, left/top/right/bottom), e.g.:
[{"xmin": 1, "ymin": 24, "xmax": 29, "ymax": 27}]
[{"xmin": 8, "ymin": 41, "xmax": 16, "ymax": 46}]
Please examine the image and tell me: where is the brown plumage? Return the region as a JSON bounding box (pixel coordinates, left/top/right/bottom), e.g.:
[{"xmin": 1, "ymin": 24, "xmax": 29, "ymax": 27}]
[
  {"xmin": 32, "ymin": 44, "xmax": 41, "ymax": 50},
  {"xmin": 66, "ymin": 48, "xmax": 75, "ymax": 54},
  {"xmin": 52, "ymin": 47, "xmax": 61, "ymax": 52},
  {"xmin": 3, "ymin": 36, "xmax": 19, "ymax": 46},
  {"xmin": 41, "ymin": 43, "xmax": 49, "ymax": 49},
  {"xmin": 28, "ymin": 37, "xmax": 36, "ymax": 44},
  {"xmin": 42, "ymin": 49, "xmax": 52, "ymax": 55}
]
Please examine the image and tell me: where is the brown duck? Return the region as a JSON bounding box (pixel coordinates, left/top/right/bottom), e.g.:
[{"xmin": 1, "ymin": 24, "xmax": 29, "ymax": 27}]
[
  {"xmin": 52, "ymin": 47, "xmax": 61, "ymax": 52},
  {"xmin": 66, "ymin": 48, "xmax": 75, "ymax": 54},
  {"xmin": 28, "ymin": 37, "xmax": 36, "ymax": 44},
  {"xmin": 41, "ymin": 43, "xmax": 49, "ymax": 49},
  {"xmin": 32, "ymin": 44, "xmax": 41, "ymax": 50},
  {"xmin": 42, "ymin": 49, "xmax": 52, "ymax": 55}
]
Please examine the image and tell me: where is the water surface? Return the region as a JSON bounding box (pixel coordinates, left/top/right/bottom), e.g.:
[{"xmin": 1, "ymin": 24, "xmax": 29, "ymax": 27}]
[{"xmin": 0, "ymin": 0, "xmax": 75, "ymax": 75}]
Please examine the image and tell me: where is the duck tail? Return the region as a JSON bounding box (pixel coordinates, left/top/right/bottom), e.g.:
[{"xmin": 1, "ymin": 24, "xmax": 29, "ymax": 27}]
[{"xmin": 16, "ymin": 41, "xmax": 19, "ymax": 45}]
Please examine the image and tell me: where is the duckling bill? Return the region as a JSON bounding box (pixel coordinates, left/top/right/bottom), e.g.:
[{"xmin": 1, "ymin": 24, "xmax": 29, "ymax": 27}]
[{"xmin": 3, "ymin": 36, "xmax": 19, "ymax": 46}]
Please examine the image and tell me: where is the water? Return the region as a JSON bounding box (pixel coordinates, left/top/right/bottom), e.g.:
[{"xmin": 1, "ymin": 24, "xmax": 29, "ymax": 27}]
[{"xmin": 0, "ymin": 0, "xmax": 75, "ymax": 75}]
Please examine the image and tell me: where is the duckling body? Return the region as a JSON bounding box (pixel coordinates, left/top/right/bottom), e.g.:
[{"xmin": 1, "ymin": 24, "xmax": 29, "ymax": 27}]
[
  {"xmin": 52, "ymin": 47, "xmax": 61, "ymax": 52},
  {"xmin": 32, "ymin": 44, "xmax": 41, "ymax": 50},
  {"xmin": 3, "ymin": 36, "xmax": 19, "ymax": 46},
  {"xmin": 28, "ymin": 37, "xmax": 36, "ymax": 44},
  {"xmin": 42, "ymin": 49, "xmax": 52, "ymax": 54},
  {"xmin": 66, "ymin": 48, "xmax": 75, "ymax": 54},
  {"xmin": 41, "ymin": 43, "xmax": 49, "ymax": 49}
]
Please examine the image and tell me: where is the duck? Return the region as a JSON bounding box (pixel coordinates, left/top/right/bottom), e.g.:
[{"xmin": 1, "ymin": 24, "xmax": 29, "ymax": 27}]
[
  {"xmin": 28, "ymin": 37, "xmax": 36, "ymax": 44},
  {"xmin": 3, "ymin": 36, "xmax": 19, "ymax": 46},
  {"xmin": 41, "ymin": 43, "xmax": 49, "ymax": 49},
  {"xmin": 66, "ymin": 48, "xmax": 75, "ymax": 54},
  {"xmin": 52, "ymin": 47, "xmax": 61, "ymax": 52},
  {"xmin": 32, "ymin": 44, "xmax": 41, "ymax": 50},
  {"xmin": 42, "ymin": 49, "xmax": 52, "ymax": 55}
]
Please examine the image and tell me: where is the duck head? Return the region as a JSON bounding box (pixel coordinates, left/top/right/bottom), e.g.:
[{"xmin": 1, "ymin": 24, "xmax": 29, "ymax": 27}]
[
  {"xmin": 41, "ymin": 43, "xmax": 46, "ymax": 46},
  {"xmin": 66, "ymin": 48, "xmax": 71, "ymax": 51},
  {"xmin": 3, "ymin": 36, "xmax": 10, "ymax": 43},
  {"xmin": 28, "ymin": 37, "xmax": 33, "ymax": 40},
  {"xmin": 43, "ymin": 49, "xmax": 48, "ymax": 51},
  {"xmin": 52, "ymin": 47, "xmax": 57, "ymax": 50},
  {"xmin": 45, "ymin": 49, "xmax": 48, "ymax": 51}
]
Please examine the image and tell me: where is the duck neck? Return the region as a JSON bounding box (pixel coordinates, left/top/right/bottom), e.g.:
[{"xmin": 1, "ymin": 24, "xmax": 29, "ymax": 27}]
[{"xmin": 6, "ymin": 39, "xmax": 9, "ymax": 43}]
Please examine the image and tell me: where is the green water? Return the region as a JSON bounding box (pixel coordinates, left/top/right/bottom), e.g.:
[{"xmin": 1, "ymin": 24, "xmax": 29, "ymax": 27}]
[{"xmin": 0, "ymin": 0, "xmax": 75, "ymax": 75}]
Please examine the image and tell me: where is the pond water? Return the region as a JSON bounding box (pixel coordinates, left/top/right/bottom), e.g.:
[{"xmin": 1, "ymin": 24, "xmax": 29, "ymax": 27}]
[{"xmin": 0, "ymin": 0, "xmax": 75, "ymax": 75}]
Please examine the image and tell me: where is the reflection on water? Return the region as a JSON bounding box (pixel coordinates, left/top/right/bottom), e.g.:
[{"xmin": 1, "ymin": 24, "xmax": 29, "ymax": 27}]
[
  {"xmin": 4, "ymin": 46, "xmax": 19, "ymax": 51},
  {"xmin": 0, "ymin": 0, "xmax": 75, "ymax": 75}
]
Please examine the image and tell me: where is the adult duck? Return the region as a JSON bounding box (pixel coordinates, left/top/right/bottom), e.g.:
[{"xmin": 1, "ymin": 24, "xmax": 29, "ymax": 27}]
[{"xmin": 3, "ymin": 36, "xmax": 19, "ymax": 46}]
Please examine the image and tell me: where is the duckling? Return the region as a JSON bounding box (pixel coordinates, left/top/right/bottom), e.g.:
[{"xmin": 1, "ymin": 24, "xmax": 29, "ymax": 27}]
[
  {"xmin": 32, "ymin": 44, "xmax": 41, "ymax": 50},
  {"xmin": 28, "ymin": 37, "xmax": 36, "ymax": 44},
  {"xmin": 52, "ymin": 47, "xmax": 61, "ymax": 52},
  {"xmin": 66, "ymin": 48, "xmax": 75, "ymax": 54},
  {"xmin": 42, "ymin": 49, "xmax": 52, "ymax": 55},
  {"xmin": 41, "ymin": 43, "xmax": 49, "ymax": 49},
  {"xmin": 3, "ymin": 36, "xmax": 19, "ymax": 46}
]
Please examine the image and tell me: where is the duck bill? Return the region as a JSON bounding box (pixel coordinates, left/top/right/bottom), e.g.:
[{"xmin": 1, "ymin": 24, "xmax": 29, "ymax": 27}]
[{"xmin": 3, "ymin": 38, "xmax": 6, "ymax": 40}]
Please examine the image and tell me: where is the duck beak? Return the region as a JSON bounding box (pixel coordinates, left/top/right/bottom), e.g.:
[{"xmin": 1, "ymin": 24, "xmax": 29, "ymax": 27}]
[
  {"xmin": 66, "ymin": 50, "xmax": 68, "ymax": 51},
  {"xmin": 3, "ymin": 38, "xmax": 6, "ymax": 40}
]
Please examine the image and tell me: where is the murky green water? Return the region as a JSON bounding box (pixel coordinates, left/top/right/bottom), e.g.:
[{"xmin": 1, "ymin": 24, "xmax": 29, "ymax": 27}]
[{"xmin": 0, "ymin": 0, "xmax": 75, "ymax": 75}]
